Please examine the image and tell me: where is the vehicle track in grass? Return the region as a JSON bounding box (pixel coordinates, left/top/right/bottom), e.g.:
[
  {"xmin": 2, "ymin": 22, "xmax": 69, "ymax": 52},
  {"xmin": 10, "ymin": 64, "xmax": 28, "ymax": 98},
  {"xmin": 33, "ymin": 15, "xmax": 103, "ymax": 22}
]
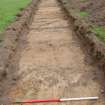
[{"xmin": 2, "ymin": 0, "xmax": 105, "ymax": 104}]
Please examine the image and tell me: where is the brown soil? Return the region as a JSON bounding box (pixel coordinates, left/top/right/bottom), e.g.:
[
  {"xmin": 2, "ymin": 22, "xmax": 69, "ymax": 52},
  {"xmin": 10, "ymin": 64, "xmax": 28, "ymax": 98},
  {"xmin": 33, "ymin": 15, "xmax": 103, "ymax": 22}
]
[
  {"xmin": 0, "ymin": 0, "xmax": 105, "ymax": 105},
  {"xmin": 62, "ymin": 0, "xmax": 105, "ymax": 27},
  {"xmin": 59, "ymin": 0, "xmax": 105, "ymax": 70},
  {"xmin": 81, "ymin": 0, "xmax": 105, "ymax": 26}
]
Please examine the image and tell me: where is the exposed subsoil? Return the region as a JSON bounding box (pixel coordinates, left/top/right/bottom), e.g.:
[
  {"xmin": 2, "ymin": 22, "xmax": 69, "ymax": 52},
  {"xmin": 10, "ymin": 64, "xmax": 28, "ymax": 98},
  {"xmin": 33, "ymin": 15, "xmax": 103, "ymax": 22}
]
[
  {"xmin": 0, "ymin": 0, "xmax": 105, "ymax": 105},
  {"xmin": 62, "ymin": 0, "xmax": 105, "ymax": 27}
]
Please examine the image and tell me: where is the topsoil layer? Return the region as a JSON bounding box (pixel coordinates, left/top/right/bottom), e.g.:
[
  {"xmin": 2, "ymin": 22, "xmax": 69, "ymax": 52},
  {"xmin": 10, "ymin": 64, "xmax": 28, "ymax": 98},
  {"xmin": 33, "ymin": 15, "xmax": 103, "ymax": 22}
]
[{"xmin": 62, "ymin": 0, "xmax": 105, "ymax": 27}]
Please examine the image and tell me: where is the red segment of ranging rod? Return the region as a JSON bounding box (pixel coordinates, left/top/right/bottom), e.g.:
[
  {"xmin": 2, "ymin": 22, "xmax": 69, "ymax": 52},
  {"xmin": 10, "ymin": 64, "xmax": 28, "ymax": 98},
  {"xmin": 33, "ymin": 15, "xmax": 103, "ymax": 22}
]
[{"xmin": 15, "ymin": 99, "xmax": 61, "ymax": 103}]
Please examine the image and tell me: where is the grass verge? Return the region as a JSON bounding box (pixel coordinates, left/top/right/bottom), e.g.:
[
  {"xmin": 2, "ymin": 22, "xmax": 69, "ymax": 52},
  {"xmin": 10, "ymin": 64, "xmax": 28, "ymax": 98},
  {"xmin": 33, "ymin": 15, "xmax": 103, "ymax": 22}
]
[
  {"xmin": 0, "ymin": 0, "xmax": 31, "ymax": 40},
  {"xmin": 92, "ymin": 26, "xmax": 105, "ymax": 42},
  {"xmin": 79, "ymin": 11, "xmax": 89, "ymax": 17}
]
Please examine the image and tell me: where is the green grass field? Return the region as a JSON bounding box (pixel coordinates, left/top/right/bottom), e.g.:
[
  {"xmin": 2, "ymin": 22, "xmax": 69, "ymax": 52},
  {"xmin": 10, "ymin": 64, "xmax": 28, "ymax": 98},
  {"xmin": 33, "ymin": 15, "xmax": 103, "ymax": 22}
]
[{"xmin": 0, "ymin": 0, "xmax": 31, "ymax": 40}]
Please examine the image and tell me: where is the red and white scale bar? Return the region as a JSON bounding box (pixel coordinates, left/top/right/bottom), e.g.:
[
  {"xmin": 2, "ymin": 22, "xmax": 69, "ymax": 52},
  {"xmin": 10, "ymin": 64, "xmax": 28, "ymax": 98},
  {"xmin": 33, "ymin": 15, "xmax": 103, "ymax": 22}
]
[{"xmin": 14, "ymin": 97, "xmax": 99, "ymax": 103}]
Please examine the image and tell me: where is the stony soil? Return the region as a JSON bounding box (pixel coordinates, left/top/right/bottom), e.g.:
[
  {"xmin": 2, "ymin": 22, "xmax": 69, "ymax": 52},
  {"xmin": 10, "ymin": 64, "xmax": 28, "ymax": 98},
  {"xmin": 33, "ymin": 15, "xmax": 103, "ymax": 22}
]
[{"xmin": 0, "ymin": 0, "xmax": 105, "ymax": 105}]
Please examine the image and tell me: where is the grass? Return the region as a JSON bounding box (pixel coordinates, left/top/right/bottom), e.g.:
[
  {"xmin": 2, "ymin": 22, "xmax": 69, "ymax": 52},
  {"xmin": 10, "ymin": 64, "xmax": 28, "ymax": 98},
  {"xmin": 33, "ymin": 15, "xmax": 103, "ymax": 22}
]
[
  {"xmin": 80, "ymin": 0, "xmax": 87, "ymax": 2},
  {"xmin": 79, "ymin": 11, "xmax": 89, "ymax": 17},
  {"xmin": 0, "ymin": 0, "xmax": 31, "ymax": 40},
  {"xmin": 92, "ymin": 26, "xmax": 105, "ymax": 42}
]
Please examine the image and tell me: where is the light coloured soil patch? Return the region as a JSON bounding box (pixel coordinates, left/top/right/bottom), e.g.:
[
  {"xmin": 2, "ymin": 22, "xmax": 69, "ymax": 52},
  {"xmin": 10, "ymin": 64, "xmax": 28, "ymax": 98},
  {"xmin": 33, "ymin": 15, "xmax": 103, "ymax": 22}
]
[{"xmin": 4, "ymin": 0, "xmax": 105, "ymax": 105}]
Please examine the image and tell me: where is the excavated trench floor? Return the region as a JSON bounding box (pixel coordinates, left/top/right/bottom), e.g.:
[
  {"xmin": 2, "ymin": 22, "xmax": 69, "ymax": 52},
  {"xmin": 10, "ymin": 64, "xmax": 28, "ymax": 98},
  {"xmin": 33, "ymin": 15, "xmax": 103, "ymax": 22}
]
[{"xmin": 3, "ymin": 0, "xmax": 105, "ymax": 104}]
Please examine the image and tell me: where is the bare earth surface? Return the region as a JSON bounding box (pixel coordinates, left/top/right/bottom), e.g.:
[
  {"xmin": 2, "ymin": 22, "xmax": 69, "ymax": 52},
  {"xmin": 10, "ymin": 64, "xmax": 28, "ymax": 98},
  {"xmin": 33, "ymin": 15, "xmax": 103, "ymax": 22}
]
[{"xmin": 4, "ymin": 0, "xmax": 105, "ymax": 104}]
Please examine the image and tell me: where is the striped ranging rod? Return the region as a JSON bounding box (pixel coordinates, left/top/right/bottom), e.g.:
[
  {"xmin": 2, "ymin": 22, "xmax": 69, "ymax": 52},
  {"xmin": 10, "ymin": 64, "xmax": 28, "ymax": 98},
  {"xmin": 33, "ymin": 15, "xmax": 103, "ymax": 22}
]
[{"xmin": 14, "ymin": 97, "xmax": 99, "ymax": 104}]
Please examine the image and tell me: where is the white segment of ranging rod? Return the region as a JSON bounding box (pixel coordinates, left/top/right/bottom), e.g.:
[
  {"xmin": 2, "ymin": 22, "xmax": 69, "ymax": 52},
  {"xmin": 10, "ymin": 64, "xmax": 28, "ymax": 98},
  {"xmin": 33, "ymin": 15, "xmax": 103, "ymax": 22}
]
[{"xmin": 60, "ymin": 97, "xmax": 99, "ymax": 101}]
